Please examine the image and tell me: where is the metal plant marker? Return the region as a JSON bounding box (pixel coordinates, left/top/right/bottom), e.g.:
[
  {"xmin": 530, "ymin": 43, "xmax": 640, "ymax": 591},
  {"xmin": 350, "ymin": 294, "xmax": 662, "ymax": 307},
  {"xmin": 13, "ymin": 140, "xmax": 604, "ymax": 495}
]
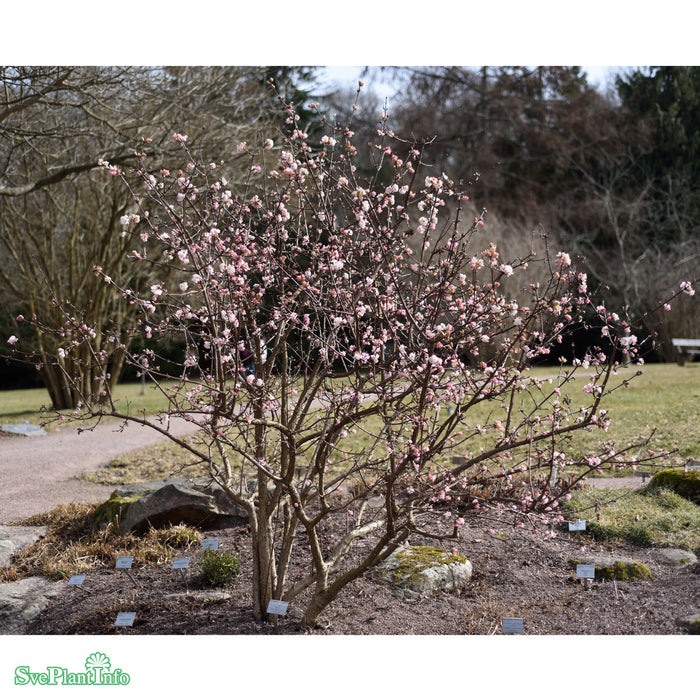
[{"xmin": 502, "ymin": 617, "xmax": 523, "ymax": 634}]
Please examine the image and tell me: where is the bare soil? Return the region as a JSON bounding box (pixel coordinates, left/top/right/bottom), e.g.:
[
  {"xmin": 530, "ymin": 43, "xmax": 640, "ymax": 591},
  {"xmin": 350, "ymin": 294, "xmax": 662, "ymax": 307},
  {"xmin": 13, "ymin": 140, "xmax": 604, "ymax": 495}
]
[
  {"xmin": 2, "ymin": 426, "xmax": 698, "ymax": 635},
  {"xmin": 15, "ymin": 513, "xmax": 700, "ymax": 636}
]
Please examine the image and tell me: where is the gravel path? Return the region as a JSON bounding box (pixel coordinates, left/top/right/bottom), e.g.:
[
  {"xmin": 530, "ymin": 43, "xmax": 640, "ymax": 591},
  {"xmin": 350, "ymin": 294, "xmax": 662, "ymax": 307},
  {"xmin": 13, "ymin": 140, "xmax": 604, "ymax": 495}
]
[
  {"xmin": 0, "ymin": 419, "xmax": 651, "ymax": 526},
  {"xmin": 0, "ymin": 419, "xmax": 198, "ymax": 525},
  {"xmin": 584, "ymin": 475, "xmax": 652, "ymax": 489}
]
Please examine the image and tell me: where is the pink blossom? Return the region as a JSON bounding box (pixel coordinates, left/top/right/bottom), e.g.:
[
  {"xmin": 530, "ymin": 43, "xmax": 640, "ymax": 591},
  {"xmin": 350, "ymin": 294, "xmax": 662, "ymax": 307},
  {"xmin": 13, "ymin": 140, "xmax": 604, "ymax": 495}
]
[
  {"xmin": 680, "ymin": 281, "xmax": 695, "ymax": 296},
  {"xmin": 7, "ymin": 335, "xmax": 18, "ymax": 345},
  {"xmin": 499, "ymin": 264, "xmax": 514, "ymax": 276}
]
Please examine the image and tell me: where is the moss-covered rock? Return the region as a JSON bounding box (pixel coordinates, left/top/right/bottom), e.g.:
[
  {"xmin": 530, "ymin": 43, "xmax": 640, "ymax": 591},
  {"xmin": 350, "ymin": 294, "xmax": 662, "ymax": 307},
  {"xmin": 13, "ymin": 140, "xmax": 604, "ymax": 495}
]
[
  {"xmin": 373, "ymin": 545, "xmax": 472, "ymax": 597},
  {"xmin": 648, "ymin": 469, "xmax": 700, "ymax": 504},
  {"xmin": 92, "ymin": 492, "xmax": 142, "ymax": 528},
  {"xmin": 679, "ymin": 614, "xmax": 700, "ymax": 634},
  {"xmin": 569, "ymin": 555, "xmax": 652, "ymax": 581}
]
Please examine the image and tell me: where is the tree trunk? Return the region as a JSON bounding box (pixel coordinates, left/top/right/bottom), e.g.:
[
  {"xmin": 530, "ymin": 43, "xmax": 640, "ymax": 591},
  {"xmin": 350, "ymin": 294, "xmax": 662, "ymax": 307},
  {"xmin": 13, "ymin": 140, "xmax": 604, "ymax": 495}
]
[
  {"xmin": 38, "ymin": 343, "xmax": 129, "ymax": 411},
  {"xmin": 300, "ymin": 588, "xmax": 340, "ymax": 629},
  {"xmin": 250, "ymin": 511, "xmax": 277, "ymax": 622},
  {"xmin": 40, "ymin": 364, "xmax": 75, "ymax": 411}
]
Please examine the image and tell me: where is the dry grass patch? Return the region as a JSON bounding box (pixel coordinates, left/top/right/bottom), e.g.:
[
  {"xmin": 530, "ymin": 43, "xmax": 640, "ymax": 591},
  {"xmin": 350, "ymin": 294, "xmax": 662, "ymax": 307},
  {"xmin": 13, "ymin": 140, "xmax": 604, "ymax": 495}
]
[{"xmin": 1, "ymin": 503, "xmax": 201, "ymax": 582}]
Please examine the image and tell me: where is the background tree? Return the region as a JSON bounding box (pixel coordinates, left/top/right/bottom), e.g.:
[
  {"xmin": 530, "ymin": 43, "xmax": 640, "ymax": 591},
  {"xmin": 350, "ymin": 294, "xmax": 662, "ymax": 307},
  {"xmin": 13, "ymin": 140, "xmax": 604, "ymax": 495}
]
[
  {"xmin": 613, "ymin": 67, "xmax": 700, "ymax": 353},
  {"xmin": 556, "ymin": 67, "xmax": 700, "ymax": 355},
  {"xmin": 381, "ymin": 65, "xmax": 700, "ymax": 357},
  {"xmin": 0, "ymin": 66, "xmax": 318, "ymax": 407},
  {"xmin": 382, "ymin": 67, "xmax": 599, "ymax": 218}
]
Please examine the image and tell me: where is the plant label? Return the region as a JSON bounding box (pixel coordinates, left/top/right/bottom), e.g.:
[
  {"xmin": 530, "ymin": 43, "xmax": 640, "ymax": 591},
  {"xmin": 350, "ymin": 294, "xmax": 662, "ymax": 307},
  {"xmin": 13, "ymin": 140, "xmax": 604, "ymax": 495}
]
[
  {"xmin": 202, "ymin": 538, "xmax": 219, "ymax": 551},
  {"xmin": 115, "ymin": 556, "xmax": 133, "ymax": 569},
  {"xmin": 67, "ymin": 574, "xmax": 86, "ymax": 586},
  {"xmin": 568, "ymin": 519, "xmax": 586, "ymax": 531},
  {"xmin": 502, "ymin": 617, "xmax": 523, "ymax": 634},
  {"xmin": 114, "ymin": 612, "xmax": 136, "ymax": 627},
  {"xmin": 266, "ymin": 599, "xmax": 289, "ymax": 616},
  {"xmin": 172, "ymin": 558, "xmax": 190, "ymax": 569},
  {"xmin": 550, "ymin": 465, "xmax": 558, "ymax": 487},
  {"xmin": 576, "ymin": 564, "xmax": 595, "ymax": 579}
]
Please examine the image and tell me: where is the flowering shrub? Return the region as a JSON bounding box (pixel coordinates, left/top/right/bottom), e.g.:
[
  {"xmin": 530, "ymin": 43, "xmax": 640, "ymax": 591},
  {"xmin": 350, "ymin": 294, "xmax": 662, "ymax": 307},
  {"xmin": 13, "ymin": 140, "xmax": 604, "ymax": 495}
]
[{"xmin": 7, "ymin": 93, "xmax": 686, "ymax": 627}]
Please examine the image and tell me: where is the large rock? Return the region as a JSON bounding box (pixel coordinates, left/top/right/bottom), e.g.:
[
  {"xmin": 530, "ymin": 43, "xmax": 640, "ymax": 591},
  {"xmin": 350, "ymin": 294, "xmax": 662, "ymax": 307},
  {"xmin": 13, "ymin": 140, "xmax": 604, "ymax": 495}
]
[
  {"xmin": 648, "ymin": 468, "xmax": 700, "ymax": 503},
  {"xmin": 93, "ymin": 478, "xmax": 247, "ymax": 534},
  {"xmin": 653, "ymin": 548, "xmax": 697, "ymax": 567},
  {"xmin": 373, "ymin": 545, "xmax": 472, "ymax": 598},
  {"xmin": 0, "ymin": 526, "xmax": 48, "ymax": 568},
  {"xmin": 0, "ymin": 577, "xmax": 63, "ymax": 634}
]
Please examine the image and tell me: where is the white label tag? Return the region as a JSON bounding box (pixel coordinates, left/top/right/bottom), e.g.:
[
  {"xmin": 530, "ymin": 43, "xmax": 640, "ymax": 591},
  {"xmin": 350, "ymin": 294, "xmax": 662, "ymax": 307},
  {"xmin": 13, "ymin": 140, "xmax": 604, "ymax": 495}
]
[
  {"xmin": 568, "ymin": 520, "xmax": 586, "ymax": 531},
  {"xmin": 576, "ymin": 564, "xmax": 596, "ymax": 579},
  {"xmin": 67, "ymin": 574, "xmax": 86, "ymax": 586},
  {"xmin": 502, "ymin": 617, "xmax": 523, "ymax": 634},
  {"xmin": 115, "ymin": 612, "xmax": 136, "ymax": 627},
  {"xmin": 115, "ymin": 556, "xmax": 133, "ymax": 569},
  {"xmin": 172, "ymin": 558, "xmax": 190, "ymax": 569},
  {"xmin": 266, "ymin": 599, "xmax": 289, "ymax": 615},
  {"xmin": 202, "ymin": 538, "xmax": 219, "ymax": 551}
]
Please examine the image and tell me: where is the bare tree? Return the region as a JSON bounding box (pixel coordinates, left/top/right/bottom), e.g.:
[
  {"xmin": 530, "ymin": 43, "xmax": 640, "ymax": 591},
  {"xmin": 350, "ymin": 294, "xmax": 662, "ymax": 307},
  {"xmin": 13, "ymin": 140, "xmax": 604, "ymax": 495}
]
[
  {"xmin": 0, "ymin": 66, "xmax": 312, "ymax": 407},
  {"xmin": 556, "ymin": 136, "xmax": 700, "ymax": 357}
]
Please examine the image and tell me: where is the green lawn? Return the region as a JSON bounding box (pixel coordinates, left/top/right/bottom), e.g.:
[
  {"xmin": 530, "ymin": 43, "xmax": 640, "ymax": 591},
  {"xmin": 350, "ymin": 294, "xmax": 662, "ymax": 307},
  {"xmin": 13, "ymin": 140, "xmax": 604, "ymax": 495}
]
[
  {"xmin": 4, "ymin": 365, "xmax": 698, "ymax": 553},
  {"xmin": 568, "ymin": 363, "xmax": 700, "ymax": 464},
  {"xmin": 2, "ymin": 363, "xmax": 699, "ymax": 478},
  {"xmin": 0, "ymin": 381, "xmax": 174, "ymax": 429},
  {"xmin": 565, "ymin": 486, "xmax": 700, "ymax": 554},
  {"xmin": 527, "ymin": 362, "xmax": 700, "ymax": 470}
]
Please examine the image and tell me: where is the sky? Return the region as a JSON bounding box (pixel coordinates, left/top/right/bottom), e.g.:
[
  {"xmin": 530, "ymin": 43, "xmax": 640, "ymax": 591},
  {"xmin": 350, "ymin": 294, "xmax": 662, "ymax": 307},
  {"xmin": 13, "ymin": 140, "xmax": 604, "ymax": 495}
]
[{"xmin": 318, "ymin": 65, "xmax": 632, "ymax": 102}]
